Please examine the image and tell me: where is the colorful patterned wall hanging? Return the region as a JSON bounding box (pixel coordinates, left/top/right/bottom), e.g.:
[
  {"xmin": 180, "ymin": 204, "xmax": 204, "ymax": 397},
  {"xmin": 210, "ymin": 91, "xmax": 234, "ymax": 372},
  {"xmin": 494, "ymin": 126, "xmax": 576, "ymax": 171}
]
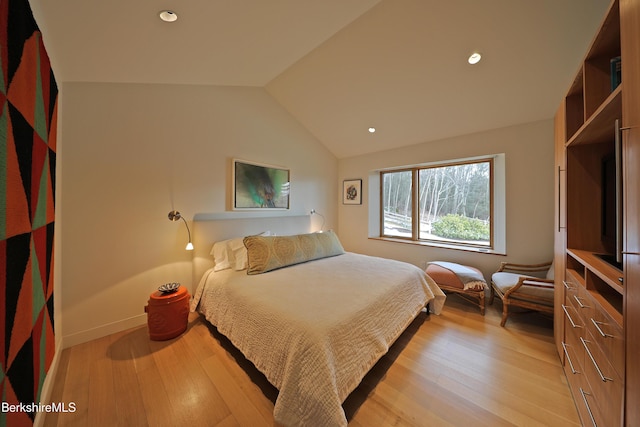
[{"xmin": 1, "ymin": 0, "xmax": 58, "ymax": 425}]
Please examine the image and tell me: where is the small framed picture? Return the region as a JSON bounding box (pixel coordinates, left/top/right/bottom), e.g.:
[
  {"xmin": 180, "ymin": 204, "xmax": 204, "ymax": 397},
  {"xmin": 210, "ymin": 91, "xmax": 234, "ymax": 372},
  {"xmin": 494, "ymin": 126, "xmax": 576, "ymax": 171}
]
[{"xmin": 343, "ymin": 179, "xmax": 362, "ymax": 205}]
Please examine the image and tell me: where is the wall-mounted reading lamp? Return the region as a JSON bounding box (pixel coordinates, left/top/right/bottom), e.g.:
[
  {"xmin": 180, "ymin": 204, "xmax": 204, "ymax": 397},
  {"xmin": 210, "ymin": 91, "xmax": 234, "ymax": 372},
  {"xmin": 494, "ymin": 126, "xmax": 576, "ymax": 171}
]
[
  {"xmin": 168, "ymin": 210, "xmax": 194, "ymax": 250},
  {"xmin": 310, "ymin": 209, "xmax": 325, "ymax": 232}
]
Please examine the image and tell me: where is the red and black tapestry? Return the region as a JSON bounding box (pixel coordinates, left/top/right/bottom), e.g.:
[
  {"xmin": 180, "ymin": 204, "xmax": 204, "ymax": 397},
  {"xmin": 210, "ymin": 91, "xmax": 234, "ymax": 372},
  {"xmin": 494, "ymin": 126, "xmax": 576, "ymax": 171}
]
[{"xmin": 1, "ymin": 0, "xmax": 58, "ymax": 425}]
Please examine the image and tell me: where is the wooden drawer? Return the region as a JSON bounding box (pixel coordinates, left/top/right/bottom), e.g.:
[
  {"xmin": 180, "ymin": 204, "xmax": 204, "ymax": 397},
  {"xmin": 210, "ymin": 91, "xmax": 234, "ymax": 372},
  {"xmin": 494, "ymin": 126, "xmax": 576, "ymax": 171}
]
[
  {"xmin": 564, "ymin": 273, "xmax": 592, "ymax": 319},
  {"xmin": 563, "ymin": 271, "xmax": 582, "ymax": 298},
  {"xmin": 564, "ymin": 278, "xmax": 584, "ymax": 324},
  {"xmin": 565, "ymin": 362, "xmax": 597, "ymax": 427},
  {"xmin": 585, "ymin": 305, "xmax": 624, "ymax": 378},
  {"xmin": 562, "ymin": 323, "xmax": 584, "ymax": 376},
  {"xmin": 562, "ymin": 277, "xmax": 587, "ymax": 376},
  {"xmin": 562, "ymin": 332, "xmax": 596, "ymax": 427},
  {"xmin": 580, "ymin": 331, "xmax": 624, "ymax": 427},
  {"xmin": 576, "ymin": 382, "xmax": 599, "ymax": 427},
  {"xmin": 562, "ymin": 265, "xmax": 625, "ymax": 427},
  {"xmin": 562, "ymin": 301, "xmax": 585, "ymax": 331},
  {"xmin": 569, "ymin": 285, "xmax": 593, "ymax": 324}
]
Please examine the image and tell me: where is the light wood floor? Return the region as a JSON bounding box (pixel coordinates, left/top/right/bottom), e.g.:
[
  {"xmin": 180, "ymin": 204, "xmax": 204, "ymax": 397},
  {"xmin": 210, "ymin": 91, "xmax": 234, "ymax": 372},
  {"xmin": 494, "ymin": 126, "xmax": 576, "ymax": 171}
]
[{"xmin": 43, "ymin": 295, "xmax": 580, "ymax": 427}]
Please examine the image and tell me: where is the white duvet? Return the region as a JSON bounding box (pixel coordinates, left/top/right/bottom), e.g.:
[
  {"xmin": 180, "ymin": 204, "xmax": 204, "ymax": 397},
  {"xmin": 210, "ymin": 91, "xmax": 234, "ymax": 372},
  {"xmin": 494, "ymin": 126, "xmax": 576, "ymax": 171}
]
[{"xmin": 190, "ymin": 252, "xmax": 445, "ymax": 426}]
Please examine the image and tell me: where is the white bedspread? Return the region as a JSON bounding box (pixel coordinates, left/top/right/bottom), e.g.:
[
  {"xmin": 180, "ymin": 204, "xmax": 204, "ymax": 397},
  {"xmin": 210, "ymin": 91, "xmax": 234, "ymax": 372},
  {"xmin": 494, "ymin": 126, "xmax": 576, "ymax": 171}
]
[{"xmin": 191, "ymin": 252, "xmax": 445, "ymax": 426}]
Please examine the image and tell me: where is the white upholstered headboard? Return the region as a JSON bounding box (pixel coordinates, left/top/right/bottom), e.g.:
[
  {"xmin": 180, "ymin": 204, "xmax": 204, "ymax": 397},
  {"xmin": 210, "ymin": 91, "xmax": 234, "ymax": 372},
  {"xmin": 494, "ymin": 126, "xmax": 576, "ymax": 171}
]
[{"xmin": 191, "ymin": 213, "xmax": 312, "ymax": 290}]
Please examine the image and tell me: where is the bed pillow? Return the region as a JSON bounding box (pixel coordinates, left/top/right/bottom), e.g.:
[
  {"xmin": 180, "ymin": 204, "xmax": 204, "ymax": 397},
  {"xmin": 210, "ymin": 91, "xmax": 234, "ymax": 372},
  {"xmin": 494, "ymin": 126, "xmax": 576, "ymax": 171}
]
[
  {"xmin": 244, "ymin": 231, "xmax": 345, "ymax": 275},
  {"xmin": 210, "ymin": 231, "xmax": 273, "ymax": 271},
  {"xmin": 227, "ymin": 237, "xmax": 248, "ymax": 271},
  {"xmin": 211, "ymin": 239, "xmax": 233, "ymax": 271},
  {"xmin": 231, "ymin": 231, "xmax": 272, "ymax": 271}
]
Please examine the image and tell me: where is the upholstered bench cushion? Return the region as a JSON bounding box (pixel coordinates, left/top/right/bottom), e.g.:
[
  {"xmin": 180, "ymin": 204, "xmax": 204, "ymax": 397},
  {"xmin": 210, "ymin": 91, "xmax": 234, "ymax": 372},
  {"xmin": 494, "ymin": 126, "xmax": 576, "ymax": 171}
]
[
  {"xmin": 491, "ymin": 272, "xmax": 554, "ymax": 306},
  {"xmin": 426, "ymin": 262, "xmax": 487, "ymax": 291}
]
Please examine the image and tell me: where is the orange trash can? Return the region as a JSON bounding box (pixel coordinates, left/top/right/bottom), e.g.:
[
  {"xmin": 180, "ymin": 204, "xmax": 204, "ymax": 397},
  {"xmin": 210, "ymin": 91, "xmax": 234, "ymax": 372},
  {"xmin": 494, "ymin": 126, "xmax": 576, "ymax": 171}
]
[{"xmin": 145, "ymin": 285, "xmax": 190, "ymax": 340}]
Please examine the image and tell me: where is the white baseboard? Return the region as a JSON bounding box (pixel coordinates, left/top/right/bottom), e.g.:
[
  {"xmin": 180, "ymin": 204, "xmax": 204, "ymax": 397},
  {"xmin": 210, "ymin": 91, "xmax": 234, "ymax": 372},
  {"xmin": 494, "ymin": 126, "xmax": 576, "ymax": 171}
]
[
  {"xmin": 62, "ymin": 313, "xmax": 147, "ymax": 348},
  {"xmin": 33, "ymin": 337, "xmax": 63, "ymax": 427}
]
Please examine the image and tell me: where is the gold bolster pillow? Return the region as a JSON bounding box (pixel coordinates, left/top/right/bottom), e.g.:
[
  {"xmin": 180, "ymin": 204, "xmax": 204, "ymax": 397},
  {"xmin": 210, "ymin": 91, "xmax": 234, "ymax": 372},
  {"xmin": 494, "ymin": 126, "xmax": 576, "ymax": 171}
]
[{"xmin": 244, "ymin": 231, "xmax": 345, "ymax": 275}]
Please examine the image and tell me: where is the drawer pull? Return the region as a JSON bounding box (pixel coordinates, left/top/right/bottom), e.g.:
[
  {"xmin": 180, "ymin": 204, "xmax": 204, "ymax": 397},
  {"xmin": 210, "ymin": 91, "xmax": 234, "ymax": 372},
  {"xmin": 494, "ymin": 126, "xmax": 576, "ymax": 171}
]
[
  {"xmin": 562, "ymin": 342, "xmax": 580, "ymax": 374},
  {"xmin": 579, "ymin": 388, "xmax": 598, "ymax": 427},
  {"xmin": 580, "ymin": 337, "xmax": 613, "ymax": 382},
  {"xmin": 562, "ymin": 305, "xmax": 582, "ymax": 328},
  {"xmin": 563, "ymin": 280, "xmax": 575, "ymax": 290},
  {"xmin": 591, "ymin": 318, "xmax": 614, "ymax": 338},
  {"xmin": 573, "ymin": 295, "xmax": 590, "ymax": 309}
]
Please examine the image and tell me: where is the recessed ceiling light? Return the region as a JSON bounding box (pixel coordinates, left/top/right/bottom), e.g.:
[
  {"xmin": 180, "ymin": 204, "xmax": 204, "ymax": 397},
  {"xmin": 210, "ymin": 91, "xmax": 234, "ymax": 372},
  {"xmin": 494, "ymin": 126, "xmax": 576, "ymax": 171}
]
[
  {"xmin": 159, "ymin": 10, "xmax": 178, "ymax": 22},
  {"xmin": 468, "ymin": 52, "xmax": 482, "ymax": 65},
  {"xmin": 368, "ymin": 127, "xmax": 376, "ymax": 133}
]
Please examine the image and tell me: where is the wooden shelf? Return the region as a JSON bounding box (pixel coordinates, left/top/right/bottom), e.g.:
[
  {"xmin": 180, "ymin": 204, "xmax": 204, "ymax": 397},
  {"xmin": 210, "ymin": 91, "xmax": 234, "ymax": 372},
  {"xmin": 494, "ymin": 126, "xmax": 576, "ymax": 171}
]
[
  {"xmin": 566, "ymin": 85, "xmax": 622, "ymax": 146},
  {"xmin": 566, "ymin": 248, "xmax": 623, "ymax": 327},
  {"xmin": 563, "ymin": 0, "xmax": 621, "ymax": 146},
  {"xmin": 567, "ymin": 248, "xmax": 623, "ymax": 293},
  {"xmin": 562, "ymin": 0, "xmax": 624, "ymax": 337}
]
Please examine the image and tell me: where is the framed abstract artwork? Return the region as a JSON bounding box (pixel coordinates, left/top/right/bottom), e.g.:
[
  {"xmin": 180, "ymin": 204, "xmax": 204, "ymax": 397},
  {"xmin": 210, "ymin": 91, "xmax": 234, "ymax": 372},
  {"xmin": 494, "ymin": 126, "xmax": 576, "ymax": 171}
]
[
  {"xmin": 343, "ymin": 179, "xmax": 362, "ymax": 205},
  {"xmin": 233, "ymin": 159, "xmax": 290, "ymax": 209}
]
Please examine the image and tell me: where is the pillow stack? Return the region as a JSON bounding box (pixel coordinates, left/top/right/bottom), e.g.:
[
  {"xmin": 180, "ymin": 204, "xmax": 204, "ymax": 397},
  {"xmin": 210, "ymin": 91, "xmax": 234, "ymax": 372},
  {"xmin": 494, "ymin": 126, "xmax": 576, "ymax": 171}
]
[{"xmin": 210, "ymin": 231, "xmax": 271, "ymax": 272}]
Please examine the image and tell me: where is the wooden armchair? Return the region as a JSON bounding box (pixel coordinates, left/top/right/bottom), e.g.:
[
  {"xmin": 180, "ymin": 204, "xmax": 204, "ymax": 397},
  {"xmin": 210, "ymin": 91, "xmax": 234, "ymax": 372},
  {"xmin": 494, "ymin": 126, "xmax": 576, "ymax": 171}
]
[{"xmin": 489, "ymin": 261, "xmax": 554, "ymax": 327}]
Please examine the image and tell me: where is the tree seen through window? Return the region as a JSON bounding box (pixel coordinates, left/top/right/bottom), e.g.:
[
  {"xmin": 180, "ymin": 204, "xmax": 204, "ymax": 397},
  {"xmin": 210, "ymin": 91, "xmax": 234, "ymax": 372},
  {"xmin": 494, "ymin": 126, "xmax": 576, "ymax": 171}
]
[{"xmin": 382, "ymin": 159, "xmax": 492, "ymax": 248}]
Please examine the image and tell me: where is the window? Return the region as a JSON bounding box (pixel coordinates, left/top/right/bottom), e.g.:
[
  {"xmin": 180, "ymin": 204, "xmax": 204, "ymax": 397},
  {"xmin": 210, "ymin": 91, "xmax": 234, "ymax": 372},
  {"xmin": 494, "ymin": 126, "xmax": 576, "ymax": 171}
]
[{"xmin": 381, "ymin": 156, "xmax": 502, "ymax": 251}]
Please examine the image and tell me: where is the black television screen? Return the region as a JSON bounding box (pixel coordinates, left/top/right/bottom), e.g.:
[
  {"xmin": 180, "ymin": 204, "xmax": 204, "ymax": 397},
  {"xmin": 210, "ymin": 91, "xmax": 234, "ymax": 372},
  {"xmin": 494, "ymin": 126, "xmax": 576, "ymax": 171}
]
[{"xmin": 601, "ymin": 141, "xmax": 623, "ymax": 271}]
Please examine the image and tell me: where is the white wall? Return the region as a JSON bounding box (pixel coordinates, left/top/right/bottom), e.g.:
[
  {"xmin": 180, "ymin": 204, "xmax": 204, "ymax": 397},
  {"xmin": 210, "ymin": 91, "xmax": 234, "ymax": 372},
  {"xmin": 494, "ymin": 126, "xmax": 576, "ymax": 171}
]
[
  {"xmin": 337, "ymin": 119, "xmax": 555, "ymax": 280},
  {"xmin": 58, "ymin": 82, "xmax": 338, "ymax": 346},
  {"xmin": 57, "ymin": 83, "xmax": 553, "ymax": 346}
]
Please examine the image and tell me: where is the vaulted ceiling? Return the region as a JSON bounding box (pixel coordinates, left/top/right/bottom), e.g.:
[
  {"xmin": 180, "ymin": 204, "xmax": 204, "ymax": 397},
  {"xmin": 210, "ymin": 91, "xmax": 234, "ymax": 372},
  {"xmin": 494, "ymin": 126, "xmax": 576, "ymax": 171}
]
[{"xmin": 30, "ymin": 0, "xmax": 609, "ymax": 158}]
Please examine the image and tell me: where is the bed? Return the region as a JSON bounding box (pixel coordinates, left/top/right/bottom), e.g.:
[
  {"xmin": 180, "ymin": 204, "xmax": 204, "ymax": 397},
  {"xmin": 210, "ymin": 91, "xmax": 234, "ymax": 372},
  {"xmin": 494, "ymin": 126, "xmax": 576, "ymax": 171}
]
[{"xmin": 190, "ymin": 220, "xmax": 445, "ymax": 426}]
